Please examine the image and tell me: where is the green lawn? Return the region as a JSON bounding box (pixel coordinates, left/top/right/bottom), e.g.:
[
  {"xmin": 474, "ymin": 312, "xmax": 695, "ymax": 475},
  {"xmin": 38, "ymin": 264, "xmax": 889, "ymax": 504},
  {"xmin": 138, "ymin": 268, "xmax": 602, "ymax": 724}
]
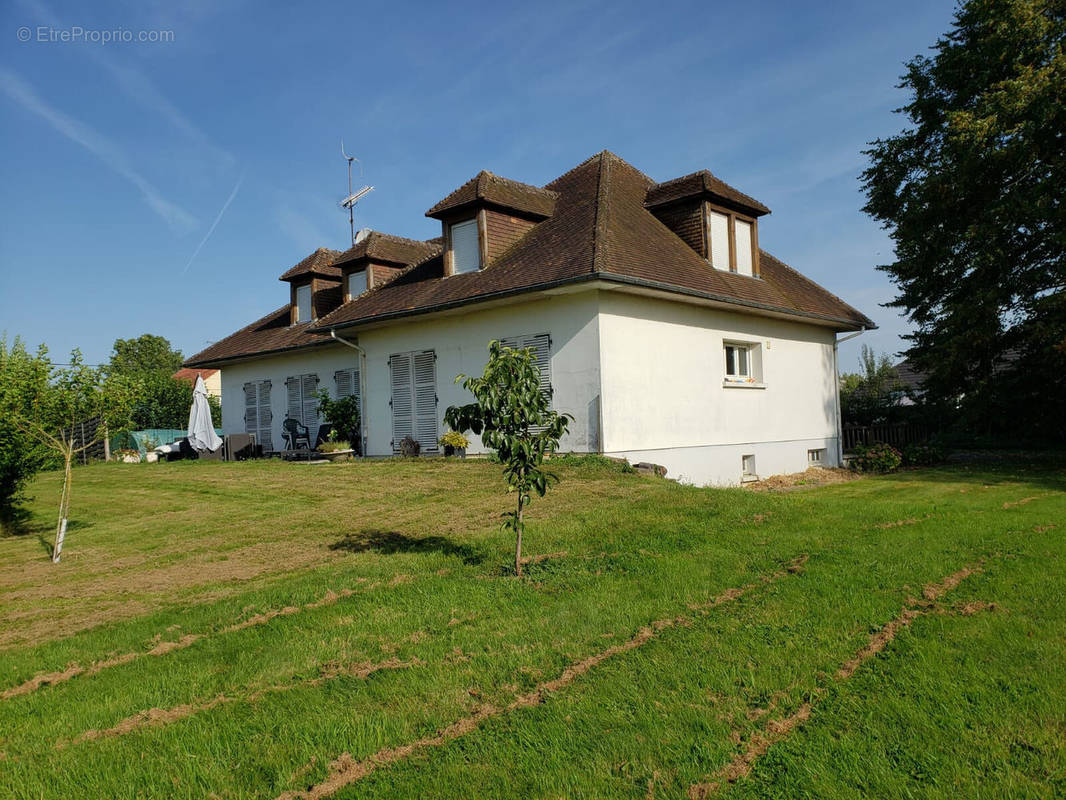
[{"xmin": 0, "ymin": 456, "xmax": 1063, "ymax": 799}]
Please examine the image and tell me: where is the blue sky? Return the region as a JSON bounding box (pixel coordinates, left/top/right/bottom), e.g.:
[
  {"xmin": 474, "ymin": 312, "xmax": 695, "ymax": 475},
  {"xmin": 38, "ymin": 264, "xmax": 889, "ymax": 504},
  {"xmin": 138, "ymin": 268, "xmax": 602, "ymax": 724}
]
[{"xmin": 0, "ymin": 0, "xmax": 956, "ymax": 371}]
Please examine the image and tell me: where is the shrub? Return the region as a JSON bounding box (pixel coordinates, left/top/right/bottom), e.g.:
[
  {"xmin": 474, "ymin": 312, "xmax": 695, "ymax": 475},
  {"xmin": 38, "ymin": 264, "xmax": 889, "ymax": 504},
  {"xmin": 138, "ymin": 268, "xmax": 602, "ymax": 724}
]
[
  {"xmin": 902, "ymin": 441, "xmax": 947, "ymax": 466},
  {"xmin": 439, "ymin": 430, "xmax": 469, "ymax": 450},
  {"xmin": 851, "ymin": 442, "xmax": 902, "ymax": 473},
  {"xmin": 316, "ymin": 391, "xmax": 361, "ymax": 453}
]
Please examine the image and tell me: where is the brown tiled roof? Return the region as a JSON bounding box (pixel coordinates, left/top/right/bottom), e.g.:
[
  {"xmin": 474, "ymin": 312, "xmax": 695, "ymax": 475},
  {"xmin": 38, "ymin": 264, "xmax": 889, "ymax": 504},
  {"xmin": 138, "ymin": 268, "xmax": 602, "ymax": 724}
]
[
  {"xmin": 332, "ymin": 231, "xmax": 441, "ymax": 268},
  {"xmin": 426, "ymin": 170, "xmax": 558, "ymax": 219},
  {"xmin": 645, "ymin": 169, "xmax": 770, "ymax": 217},
  {"xmin": 278, "ymin": 248, "xmax": 343, "ymax": 281},
  {"xmin": 187, "ymin": 151, "xmax": 873, "ymax": 368},
  {"xmin": 313, "ymin": 151, "xmax": 872, "ymax": 332},
  {"xmin": 184, "ymin": 305, "xmax": 337, "ymax": 367}
]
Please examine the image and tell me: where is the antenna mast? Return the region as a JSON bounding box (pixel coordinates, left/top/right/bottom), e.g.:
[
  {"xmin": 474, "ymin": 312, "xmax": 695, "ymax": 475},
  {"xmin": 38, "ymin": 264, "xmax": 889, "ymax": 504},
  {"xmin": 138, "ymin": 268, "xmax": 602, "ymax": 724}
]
[{"xmin": 340, "ymin": 141, "xmax": 373, "ymax": 247}]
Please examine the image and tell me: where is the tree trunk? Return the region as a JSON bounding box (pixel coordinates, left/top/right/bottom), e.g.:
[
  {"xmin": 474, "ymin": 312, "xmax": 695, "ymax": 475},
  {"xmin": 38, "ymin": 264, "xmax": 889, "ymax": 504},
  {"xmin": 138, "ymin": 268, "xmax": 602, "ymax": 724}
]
[
  {"xmin": 514, "ymin": 495, "xmax": 525, "ymax": 578},
  {"xmin": 53, "ymin": 449, "xmax": 73, "ymax": 564}
]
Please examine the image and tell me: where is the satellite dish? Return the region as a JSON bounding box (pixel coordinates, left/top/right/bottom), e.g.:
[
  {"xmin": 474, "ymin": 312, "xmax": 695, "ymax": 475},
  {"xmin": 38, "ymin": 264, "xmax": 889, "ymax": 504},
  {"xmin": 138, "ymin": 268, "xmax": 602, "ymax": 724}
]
[{"xmin": 355, "ymin": 227, "xmax": 371, "ymax": 244}]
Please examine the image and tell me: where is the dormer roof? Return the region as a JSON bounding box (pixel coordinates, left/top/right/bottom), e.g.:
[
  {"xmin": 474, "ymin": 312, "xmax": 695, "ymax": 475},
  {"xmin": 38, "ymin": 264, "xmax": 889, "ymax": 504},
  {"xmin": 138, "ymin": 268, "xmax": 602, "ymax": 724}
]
[
  {"xmin": 645, "ymin": 169, "xmax": 770, "ymax": 217},
  {"xmin": 426, "ymin": 170, "xmax": 558, "ymax": 220},
  {"xmin": 332, "ymin": 231, "xmax": 442, "ymax": 269},
  {"xmin": 278, "ymin": 248, "xmax": 343, "ymax": 282}
]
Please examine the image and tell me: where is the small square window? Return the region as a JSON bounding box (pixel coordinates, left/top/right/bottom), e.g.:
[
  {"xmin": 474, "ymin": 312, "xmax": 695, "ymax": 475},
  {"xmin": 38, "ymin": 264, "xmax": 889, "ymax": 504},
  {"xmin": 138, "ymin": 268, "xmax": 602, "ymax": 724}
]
[
  {"xmin": 725, "ymin": 344, "xmax": 751, "ymax": 379},
  {"xmin": 451, "ymin": 219, "xmax": 481, "ymax": 274},
  {"xmin": 808, "ymin": 448, "xmax": 825, "ymax": 464},
  {"xmin": 742, "ymin": 454, "xmax": 756, "ymax": 477},
  {"xmin": 347, "ymin": 270, "xmax": 367, "ymax": 300}
]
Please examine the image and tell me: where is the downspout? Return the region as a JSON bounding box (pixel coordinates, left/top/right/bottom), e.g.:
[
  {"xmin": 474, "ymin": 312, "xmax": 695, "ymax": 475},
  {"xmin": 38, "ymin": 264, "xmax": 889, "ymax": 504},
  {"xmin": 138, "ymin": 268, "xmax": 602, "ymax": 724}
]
[
  {"xmin": 833, "ymin": 326, "xmax": 866, "ymax": 465},
  {"xmin": 330, "ymin": 329, "xmax": 368, "ymax": 457}
]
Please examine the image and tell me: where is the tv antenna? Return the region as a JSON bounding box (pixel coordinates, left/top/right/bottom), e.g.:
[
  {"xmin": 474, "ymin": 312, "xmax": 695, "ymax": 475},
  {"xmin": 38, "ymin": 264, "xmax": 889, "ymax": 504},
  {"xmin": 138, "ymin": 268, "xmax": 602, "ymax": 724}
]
[{"xmin": 340, "ymin": 141, "xmax": 373, "ymax": 246}]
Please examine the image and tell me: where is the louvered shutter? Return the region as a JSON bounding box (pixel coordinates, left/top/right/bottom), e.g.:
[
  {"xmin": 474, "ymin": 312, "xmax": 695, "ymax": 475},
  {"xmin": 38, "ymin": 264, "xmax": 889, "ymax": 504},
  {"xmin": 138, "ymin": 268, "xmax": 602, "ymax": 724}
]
[
  {"xmin": 243, "ymin": 383, "xmax": 257, "ymax": 435},
  {"xmin": 413, "ymin": 351, "xmax": 438, "ymax": 452},
  {"xmin": 334, "ymin": 369, "xmax": 352, "ymax": 398},
  {"xmin": 499, "ymin": 333, "xmax": 552, "ymax": 431},
  {"xmin": 258, "ymin": 381, "xmax": 273, "ymax": 451},
  {"xmin": 301, "ymin": 374, "xmax": 320, "ymax": 430},
  {"xmin": 286, "ymin": 376, "xmax": 301, "ymax": 424},
  {"xmin": 390, "ymin": 352, "xmax": 414, "ymax": 451}
]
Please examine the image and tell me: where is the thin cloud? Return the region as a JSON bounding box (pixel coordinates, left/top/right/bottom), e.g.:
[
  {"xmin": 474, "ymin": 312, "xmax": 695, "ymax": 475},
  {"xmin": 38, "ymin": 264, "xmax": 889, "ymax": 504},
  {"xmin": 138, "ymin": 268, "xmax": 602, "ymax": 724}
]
[
  {"xmin": 17, "ymin": 0, "xmax": 234, "ymax": 168},
  {"xmin": 183, "ymin": 173, "xmax": 244, "ymax": 274},
  {"xmin": 0, "ymin": 69, "xmax": 197, "ymax": 232}
]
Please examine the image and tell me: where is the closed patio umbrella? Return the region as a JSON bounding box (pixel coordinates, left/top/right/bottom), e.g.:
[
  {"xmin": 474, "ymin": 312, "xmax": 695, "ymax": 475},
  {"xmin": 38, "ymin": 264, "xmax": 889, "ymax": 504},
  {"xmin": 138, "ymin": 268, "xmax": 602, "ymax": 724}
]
[{"xmin": 187, "ymin": 374, "xmax": 222, "ymax": 452}]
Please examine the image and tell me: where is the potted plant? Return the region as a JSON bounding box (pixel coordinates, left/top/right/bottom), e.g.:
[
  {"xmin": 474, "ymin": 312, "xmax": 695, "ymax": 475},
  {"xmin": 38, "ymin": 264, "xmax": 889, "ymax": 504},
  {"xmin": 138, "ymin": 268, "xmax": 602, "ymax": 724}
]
[
  {"xmin": 115, "ymin": 448, "xmax": 141, "ymax": 463},
  {"xmin": 439, "ymin": 430, "xmax": 469, "ymax": 458},
  {"xmin": 315, "ymin": 390, "xmax": 361, "ymax": 456},
  {"xmin": 317, "ymin": 430, "xmax": 354, "ymax": 462}
]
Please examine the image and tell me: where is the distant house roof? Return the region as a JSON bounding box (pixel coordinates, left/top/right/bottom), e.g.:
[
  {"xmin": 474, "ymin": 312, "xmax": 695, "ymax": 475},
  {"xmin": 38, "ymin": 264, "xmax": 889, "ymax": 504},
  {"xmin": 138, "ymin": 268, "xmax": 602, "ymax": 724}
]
[
  {"xmin": 425, "ymin": 170, "xmax": 558, "ymax": 219},
  {"xmin": 173, "ymin": 367, "xmax": 219, "ymax": 382},
  {"xmin": 278, "ymin": 248, "xmax": 344, "ymax": 282},
  {"xmin": 185, "ymin": 151, "xmax": 874, "ymax": 368}
]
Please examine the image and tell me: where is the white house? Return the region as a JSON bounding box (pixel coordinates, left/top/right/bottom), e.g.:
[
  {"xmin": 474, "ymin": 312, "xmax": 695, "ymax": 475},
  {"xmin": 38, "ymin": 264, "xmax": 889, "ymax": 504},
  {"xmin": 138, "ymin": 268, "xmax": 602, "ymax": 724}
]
[{"xmin": 185, "ymin": 152, "xmax": 873, "ymax": 485}]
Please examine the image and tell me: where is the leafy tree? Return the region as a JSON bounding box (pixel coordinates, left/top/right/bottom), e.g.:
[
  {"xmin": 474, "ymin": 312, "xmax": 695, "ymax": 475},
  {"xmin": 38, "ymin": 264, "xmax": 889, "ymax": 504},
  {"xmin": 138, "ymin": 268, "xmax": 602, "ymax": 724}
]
[
  {"xmin": 839, "ymin": 345, "xmax": 906, "ymax": 425},
  {"xmin": 107, "ymin": 334, "xmax": 184, "ymax": 377},
  {"xmin": 132, "ymin": 373, "xmax": 220, "ymax": 429},
  {"xmin": 445, "ymin": 341, "xmax": 571, "ymax": 577},
  {"xmin": 0, "ymin": 336, "xmax": 55, "ymax": 531},
  {"xmin": 315, "ymin": 391, "xmax": 361, "ymax": 451},
  {"xmin": 8, "ymin": 348, "xmax": 139, "ymax": 562},
  {"xmin": 861, "ymin": 0, "xmax": 1066, "ymax": 441}
]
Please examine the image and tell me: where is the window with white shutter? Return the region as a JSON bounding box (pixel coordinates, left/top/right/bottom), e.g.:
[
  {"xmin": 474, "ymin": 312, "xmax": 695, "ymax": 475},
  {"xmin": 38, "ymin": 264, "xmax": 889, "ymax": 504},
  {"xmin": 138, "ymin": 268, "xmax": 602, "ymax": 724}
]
[
  {"xmin": 284, "ymin": 373, "xmax": 320, "ymax": 431},
  {"xmin": 243, "ymin": 380, "xmax": 273, "ymax": 452},
  {"xmin": 295, "ymin": 284, "xmax": 312, "ymax": 322},
  {"xmin": 498, "ymin": 333, "xmax": 552, "ymax": 433},
  {"xmin": 334, "ymin": 367, "xmax": 360, "ymax": 401},
  {"xmin": 450, "ymin": 219, "xmax": 480, "ymax": 274},
  {"xmin": 390, "ymin": 350, "xmax": 437, "ymax": 452}
]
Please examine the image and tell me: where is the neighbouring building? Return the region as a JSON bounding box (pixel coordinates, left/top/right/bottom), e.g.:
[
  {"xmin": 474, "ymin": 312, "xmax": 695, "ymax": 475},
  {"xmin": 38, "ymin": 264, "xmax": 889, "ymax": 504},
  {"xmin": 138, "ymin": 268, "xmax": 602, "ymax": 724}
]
[
  {"xmin": 173, "ymin": 367, "xmax": 222, "ymax": 399},
  {"xmin": 184, "ymin": 151, "xmax": 874, "ymax": 485}
]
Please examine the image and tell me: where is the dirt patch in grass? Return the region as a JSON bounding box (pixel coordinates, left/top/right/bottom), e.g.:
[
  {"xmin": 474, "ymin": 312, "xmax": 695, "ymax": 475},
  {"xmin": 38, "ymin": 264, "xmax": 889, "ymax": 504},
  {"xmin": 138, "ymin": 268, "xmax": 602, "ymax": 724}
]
[
  {"xmin": 62, "ymin": 658, "xmax": 416, "ymax": 747},
  {"xmin": 744, "ymin": 468, "xmax": 859, "ymax": 493},
  {"xmin": 874, "ymin": 515, "xmax": 933, "ymax": 530},
  {"xmin": 1034, "ymin": 524, "xmax": 1057, "ymax": 533},
  {"xmin": 274, "ymin": 556, "xmax": 808, "ymax": 800},
  {"xmin": 2, "ymin": 580, "xmax": 397, "ymax": 703},
  {"xmin": 1002, "ymin": 495, "xmax": 1045, "ymax": 509},
  {"xmin": 689, "ymin": 560, "xmax": 989, "ymax": 798}
]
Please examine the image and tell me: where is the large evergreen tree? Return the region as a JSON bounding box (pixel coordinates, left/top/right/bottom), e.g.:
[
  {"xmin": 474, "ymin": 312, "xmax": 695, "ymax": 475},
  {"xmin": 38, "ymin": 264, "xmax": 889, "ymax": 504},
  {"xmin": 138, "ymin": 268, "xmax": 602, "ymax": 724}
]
[{"xmin": 862, "ymin": 0, "xmax": 1065, "ymax": 441}]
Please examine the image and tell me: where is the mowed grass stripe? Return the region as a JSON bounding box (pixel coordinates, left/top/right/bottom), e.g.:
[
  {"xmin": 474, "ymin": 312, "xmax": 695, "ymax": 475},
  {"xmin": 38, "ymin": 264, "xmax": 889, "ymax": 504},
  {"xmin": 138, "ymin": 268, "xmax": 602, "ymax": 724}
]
[
  {"xmin": 0, "ymin": 576, "xmax": 409, "ymax": 701},
  {"xmin": 688, "ymin": 560, "xmax": 989, "ymax": 798},
  {"xmin": 274, "ymin": 555, "xmax": 807, "ymax": 800}
]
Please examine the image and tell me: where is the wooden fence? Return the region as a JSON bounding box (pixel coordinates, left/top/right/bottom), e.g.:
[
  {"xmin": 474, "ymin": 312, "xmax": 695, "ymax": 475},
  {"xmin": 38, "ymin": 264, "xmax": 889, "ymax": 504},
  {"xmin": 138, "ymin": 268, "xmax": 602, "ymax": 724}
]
[
  {"xmin": 59, "ymin": 416, "xmax": 110, "ymax": 464},
  {"xmin": 842, "ymin": 422, "xmax": 931, "ymax": 452}
]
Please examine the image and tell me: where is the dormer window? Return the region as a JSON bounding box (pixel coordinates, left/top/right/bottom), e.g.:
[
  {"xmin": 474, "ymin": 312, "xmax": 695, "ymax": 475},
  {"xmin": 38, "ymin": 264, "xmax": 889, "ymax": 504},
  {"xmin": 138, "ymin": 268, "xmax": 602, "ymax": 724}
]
[
  {"xmin": 295, "ymin": 284, "xmax": 312, "ymax": 322},
  {"xmin": 707, "ymin": 206, "xmax": 757, "ymax": 277},
  {"xmin": 346, "ymin": 270, "xmax": 367, "ymax": 300},
  {"xmin": 450, "ymin": 219, "xmax": 481, "ymax": 274}
]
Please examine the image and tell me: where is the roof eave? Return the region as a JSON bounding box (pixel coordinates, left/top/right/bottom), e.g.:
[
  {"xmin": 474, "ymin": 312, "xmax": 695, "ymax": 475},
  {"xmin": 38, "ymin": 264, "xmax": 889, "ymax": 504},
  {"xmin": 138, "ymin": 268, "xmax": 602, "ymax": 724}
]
[{"xmin": 314, "ymin": 272, "xmax": 875, "ymax": 335}]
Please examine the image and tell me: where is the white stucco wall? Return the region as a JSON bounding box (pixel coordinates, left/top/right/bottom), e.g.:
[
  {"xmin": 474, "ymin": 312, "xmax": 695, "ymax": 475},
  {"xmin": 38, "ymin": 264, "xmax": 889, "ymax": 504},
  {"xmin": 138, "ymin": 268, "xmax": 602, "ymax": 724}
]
[
  {"xmin": 596, "ymin": 291, "xmax": 840, "ymax": 485},
  {"xmin": 219, "ymin": 291, "xmax": 602, "ymax": 457}
]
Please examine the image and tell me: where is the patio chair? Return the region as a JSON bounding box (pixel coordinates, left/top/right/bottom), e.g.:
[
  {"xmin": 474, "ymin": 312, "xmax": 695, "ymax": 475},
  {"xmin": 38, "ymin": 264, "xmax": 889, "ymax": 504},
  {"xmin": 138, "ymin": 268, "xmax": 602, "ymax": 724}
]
[{"xmin": 282, "ymin": 418, "xmax": 311, "ymax": 450}]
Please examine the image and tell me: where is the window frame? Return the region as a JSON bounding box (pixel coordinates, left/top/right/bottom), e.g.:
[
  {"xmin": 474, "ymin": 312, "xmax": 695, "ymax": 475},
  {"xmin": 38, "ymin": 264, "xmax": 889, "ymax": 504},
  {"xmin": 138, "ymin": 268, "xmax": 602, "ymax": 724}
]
[
  {"xmin": 450, "ymin": 218, "xmax": 481, "ymax": 275},
  {"xmin": 346, "ymin": 270, "xmax": 368, "ymax": 301},
  {"xmin": 705, "ymin": 202, "xmax": 759, "ymax": 277},
  {"xmin": 295, "ymin": 283, "xmax": 312, "ymax": 323},
  {"xmin": 723, "ymin": 340, "xmax": 765, "ymax": 388}
]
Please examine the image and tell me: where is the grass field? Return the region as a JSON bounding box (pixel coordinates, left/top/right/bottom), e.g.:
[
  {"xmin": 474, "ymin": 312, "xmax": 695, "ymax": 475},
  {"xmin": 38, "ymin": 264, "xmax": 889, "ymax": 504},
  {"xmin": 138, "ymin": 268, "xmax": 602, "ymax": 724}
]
[{"xmin": 0, "ymin": 455, "xmax": 1063, "ymax": 799}]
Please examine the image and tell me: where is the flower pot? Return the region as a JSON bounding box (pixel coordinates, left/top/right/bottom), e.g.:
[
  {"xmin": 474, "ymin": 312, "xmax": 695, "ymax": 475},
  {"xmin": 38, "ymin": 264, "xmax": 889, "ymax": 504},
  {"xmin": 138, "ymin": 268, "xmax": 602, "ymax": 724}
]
[
  {"xmin": 318, "ymin": 448, "xmax": 354, "ymax": 462},
  {"xmin": 443, "ymin": 445, "xmax": 466, "ymax": 458}
]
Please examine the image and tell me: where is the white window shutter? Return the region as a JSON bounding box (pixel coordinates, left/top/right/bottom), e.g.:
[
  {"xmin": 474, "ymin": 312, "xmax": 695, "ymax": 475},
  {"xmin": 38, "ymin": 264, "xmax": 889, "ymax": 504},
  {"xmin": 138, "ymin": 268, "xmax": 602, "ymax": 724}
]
[
  {"xmin": 301, "ymin": 374, "xmax": 320, "ymax": 431},
  {"xmin": 499, "ymin": 333, "xmax": 552, "ymax": 433},
  {"xmin": 451, "ymin": 219, "xmax": 480, "ymax": 274},
  {"xmin": 735, "ymin": 219, "xmax": 753, "ymax": 276},
  {"xmin": 244, "ymin": 383, "xmax": 256, "ymax": 433},
  {"xmin": 334, "ymin": 369, "xmax": 352, "ymax": 398},
  {"xmin": 413, "ymin": 351, "xmax": 438, "ymax": 451},
  {"xmin": 286, "ymin": 377, "xmax": 301, "ymax": 423},
  {"xmin": 709, "ymin": 211, "xmax": 730, "ymax": 271},
  {"xmin": 390, "ymin": 352, "xmax": 414, "ymax": 451}
]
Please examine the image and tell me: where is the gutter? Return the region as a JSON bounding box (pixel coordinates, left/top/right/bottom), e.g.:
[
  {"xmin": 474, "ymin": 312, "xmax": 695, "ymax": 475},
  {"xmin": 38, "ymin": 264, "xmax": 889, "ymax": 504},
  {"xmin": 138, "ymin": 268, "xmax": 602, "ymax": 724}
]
[
  {"xmin": 833, "ymin": 326, "xmax": 867, "ymax": 465},
  {"xmin": 329, "ymin": 329, "xmax": 369, "ymax": 457}
]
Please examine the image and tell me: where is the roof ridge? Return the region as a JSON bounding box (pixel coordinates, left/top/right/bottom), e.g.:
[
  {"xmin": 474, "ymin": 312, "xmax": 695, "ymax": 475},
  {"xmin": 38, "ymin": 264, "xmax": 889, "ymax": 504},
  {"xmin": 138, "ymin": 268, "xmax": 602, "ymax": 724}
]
[{"xmin": 589, "ymin": 152, "xmax": 612, "ymax": 274}]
